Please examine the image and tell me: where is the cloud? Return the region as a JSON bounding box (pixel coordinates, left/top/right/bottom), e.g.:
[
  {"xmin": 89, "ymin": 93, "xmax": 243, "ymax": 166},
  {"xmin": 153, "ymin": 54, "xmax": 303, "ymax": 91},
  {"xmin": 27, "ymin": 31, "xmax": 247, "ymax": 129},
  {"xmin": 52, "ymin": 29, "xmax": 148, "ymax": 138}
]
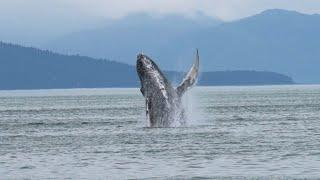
[
  {"xmin": 0, "ymin": 0, "xmax": 320, "ymax": 45},
  {"xmin": 1, "ymin": 0, "xmax": 320, "ymax": 21},
  {"xmin": 57, "ymin": 0, "xmax": 320, "ymax": 20}
]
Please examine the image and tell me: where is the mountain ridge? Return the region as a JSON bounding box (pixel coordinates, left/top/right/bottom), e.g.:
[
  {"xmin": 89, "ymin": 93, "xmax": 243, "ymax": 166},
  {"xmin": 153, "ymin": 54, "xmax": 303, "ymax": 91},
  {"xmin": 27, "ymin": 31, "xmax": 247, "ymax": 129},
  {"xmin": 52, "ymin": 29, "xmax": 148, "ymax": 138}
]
[{"xmin": 44, "ymin": 9, "xmax": 320, "ymax": 83}]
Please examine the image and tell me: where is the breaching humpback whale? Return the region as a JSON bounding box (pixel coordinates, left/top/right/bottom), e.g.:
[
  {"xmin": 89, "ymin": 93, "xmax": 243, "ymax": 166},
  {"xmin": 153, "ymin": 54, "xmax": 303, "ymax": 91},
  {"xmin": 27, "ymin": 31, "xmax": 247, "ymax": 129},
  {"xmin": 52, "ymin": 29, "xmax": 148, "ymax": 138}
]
[{"xmin": 136, "ymin": 50, "xmax": 200, "ymax": 127}]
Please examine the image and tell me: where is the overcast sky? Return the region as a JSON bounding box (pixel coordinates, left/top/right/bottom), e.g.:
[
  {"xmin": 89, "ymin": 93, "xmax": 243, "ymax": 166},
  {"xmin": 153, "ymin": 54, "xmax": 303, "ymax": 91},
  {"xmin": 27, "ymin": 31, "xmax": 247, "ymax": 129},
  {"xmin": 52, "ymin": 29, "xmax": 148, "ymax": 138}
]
[
  {"xmin": 1, "ymin": 0, "xmax": 320, "ymax": 45},
  {"xmin": 1, "ymin": 0, "xmax": 320, "ymax": 20}
]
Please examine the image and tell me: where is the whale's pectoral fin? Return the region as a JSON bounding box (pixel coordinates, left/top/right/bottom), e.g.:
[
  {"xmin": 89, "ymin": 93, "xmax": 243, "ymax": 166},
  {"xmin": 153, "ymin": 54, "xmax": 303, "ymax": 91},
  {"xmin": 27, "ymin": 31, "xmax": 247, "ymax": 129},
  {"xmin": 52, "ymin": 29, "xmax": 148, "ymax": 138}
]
[
  {"xmin": 176, "ymin": 49, "xmax": 200, "ymax": 96},
  {"xmin": 140, "ymin": 87, "xmax": 145, "ymax": 96}
]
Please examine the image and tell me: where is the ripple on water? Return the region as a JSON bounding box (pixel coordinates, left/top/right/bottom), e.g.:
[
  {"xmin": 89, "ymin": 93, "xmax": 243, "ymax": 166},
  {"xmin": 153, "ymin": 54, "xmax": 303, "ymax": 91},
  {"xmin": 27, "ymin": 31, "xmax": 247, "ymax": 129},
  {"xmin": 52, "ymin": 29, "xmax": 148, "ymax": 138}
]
[
  {"xmin": 1, "ymin": 86, "xmax": 320, "ymax": 179},
  {"xmin": 19, "ymin": 165, "xmax": 36, "ymax": 170}
]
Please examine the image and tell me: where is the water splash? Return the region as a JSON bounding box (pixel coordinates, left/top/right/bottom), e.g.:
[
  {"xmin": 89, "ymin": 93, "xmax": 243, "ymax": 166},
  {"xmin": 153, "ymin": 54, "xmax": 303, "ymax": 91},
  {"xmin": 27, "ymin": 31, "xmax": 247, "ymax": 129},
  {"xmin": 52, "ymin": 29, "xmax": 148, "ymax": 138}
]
[{"xmin": 181, "ymin": 87, "xmax": 205, "ymax": 126}]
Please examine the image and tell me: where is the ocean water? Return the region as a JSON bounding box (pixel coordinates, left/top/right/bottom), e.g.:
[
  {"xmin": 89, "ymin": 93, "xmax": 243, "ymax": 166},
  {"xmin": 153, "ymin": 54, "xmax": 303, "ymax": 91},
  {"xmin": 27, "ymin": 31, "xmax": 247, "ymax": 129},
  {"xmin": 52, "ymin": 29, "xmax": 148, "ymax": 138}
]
[{"xmin": 1, "ymin": 85, "xmax": 320, "ymax": 179}]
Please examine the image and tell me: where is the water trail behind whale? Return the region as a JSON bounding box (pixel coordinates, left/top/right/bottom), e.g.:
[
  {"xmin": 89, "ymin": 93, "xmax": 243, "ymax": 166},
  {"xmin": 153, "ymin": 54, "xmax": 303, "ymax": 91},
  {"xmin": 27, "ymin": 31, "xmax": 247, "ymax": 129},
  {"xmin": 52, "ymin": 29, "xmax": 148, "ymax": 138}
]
[{"xmin": 182, "ymin": 87, "xmax": 206, "ymax": 126}]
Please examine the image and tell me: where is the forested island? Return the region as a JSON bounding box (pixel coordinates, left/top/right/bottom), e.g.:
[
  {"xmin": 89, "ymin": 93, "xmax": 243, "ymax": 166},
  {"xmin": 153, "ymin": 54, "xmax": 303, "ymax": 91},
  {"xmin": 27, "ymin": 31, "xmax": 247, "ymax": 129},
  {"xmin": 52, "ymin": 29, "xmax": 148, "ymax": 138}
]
[{"xmin": 0, "ymin": 42, "xmax": 294, "ymax": 90}]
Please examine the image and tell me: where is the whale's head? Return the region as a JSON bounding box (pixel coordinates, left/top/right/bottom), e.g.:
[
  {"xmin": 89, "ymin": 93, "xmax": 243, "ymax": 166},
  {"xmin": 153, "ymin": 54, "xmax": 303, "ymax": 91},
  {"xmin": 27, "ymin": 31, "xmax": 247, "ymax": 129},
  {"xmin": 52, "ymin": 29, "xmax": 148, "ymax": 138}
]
[
  {"xmin": 136, "ymin": 53, "xmax": 158, "ymax": 82},
  {"xmin": 136, "ymin": 53, "xmax": 172, "ymax": 98}
]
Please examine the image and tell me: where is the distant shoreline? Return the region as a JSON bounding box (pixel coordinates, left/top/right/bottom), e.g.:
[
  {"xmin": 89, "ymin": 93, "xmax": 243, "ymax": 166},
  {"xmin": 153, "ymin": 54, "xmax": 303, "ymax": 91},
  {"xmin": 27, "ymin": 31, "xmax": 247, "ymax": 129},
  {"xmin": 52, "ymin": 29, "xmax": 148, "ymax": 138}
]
[
  {"xmin": 0, "ymin": 42, "xmax": 294, "ymax": 90},
  {"xmin": 3, "ymin": 84, "xmax": 315, "ymax": 92}
]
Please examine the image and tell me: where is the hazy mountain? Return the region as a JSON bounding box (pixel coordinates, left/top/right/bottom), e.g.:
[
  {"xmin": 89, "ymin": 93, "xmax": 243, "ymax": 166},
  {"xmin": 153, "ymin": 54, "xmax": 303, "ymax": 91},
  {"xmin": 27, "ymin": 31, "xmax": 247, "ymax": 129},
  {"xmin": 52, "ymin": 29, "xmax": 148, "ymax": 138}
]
[
  {"xmin": 45, "ymin": 13, "xmax": 222, "ymax": 70},
  {"xmin": 0, "ymin": 42, "xmax": 293, "ymax": 90},
  {"xmin": 45, "ymin": 9, "xmax": 320, "ymax": 83}
]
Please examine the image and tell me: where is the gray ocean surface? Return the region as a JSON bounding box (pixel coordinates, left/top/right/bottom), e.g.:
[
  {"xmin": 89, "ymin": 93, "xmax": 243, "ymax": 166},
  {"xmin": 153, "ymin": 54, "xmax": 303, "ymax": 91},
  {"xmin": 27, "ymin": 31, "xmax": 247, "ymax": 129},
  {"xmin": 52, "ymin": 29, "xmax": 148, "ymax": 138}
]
[{"xmin": 1, "ymin": 85, "xmax": 320, "ymax": 179}]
